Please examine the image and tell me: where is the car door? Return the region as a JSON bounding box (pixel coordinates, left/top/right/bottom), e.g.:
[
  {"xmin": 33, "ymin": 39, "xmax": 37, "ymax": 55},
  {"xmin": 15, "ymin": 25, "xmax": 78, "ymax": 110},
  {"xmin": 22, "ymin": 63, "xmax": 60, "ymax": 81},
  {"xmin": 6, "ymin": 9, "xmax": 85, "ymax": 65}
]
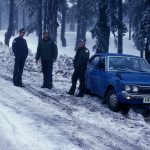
[
  {"xmin": 91, "ymin": 56, "xmax": 106, "ymax": 96},
  {"xmin": 86, "ymin": 56, "xmax": 100, "ymax": 92}
]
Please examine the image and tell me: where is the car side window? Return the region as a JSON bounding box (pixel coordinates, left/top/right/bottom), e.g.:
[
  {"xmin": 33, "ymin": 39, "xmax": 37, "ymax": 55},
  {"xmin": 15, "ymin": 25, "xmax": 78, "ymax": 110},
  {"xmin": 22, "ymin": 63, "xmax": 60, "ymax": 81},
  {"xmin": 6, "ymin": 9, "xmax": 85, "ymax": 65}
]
[
  {"xmin": 90, "ymin": 56, "xmax": 100, "ymax": 67},
  {"xmin": 98, "ymin": 57, "xmax": 105, "ymax": 70}
]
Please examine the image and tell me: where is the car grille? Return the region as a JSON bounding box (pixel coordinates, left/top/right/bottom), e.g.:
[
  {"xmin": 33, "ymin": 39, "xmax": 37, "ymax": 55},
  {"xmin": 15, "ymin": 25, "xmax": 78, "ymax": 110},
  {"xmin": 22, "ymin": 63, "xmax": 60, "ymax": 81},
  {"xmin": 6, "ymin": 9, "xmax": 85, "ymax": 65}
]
[{"xmin": 139, "ymin": 86, "xmax": 150, "ymax": 94}]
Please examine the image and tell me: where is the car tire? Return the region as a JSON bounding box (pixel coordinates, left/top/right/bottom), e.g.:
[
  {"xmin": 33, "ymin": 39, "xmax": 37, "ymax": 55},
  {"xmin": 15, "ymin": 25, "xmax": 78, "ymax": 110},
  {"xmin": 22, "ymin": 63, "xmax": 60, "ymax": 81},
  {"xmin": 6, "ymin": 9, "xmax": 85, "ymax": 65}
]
[
  {"xmin": 120, "ymin": 105, "xmax": 130, "ymax": 116},
  {"xmin": 106, "ymin": 89, "xmax": 120, "ymax": 112},
  {"xmin": 101, "ymin": 97, "xmax": 107, "ymax": 104}
]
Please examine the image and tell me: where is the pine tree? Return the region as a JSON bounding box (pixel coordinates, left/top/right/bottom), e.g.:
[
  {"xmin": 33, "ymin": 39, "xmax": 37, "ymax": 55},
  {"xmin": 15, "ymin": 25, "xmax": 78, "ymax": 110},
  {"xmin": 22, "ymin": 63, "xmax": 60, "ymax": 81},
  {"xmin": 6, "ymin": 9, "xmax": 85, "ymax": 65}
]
[
  {"xmin": 21, "ymin": 0, "xmax": 40, "ymax": 34},
  {"xmin": 139, "ymin": 10, "xmax": 150, "ymax": 48},
  {"xmin": 124, "ymin": 0, "xmax": 135, "ymax": 40},
  {"xmin": 131, "ymin": 0, "xmax": 149, "ymax": 56},
  {"xmin": 91, "ymin": 0, "xmax": 110, "ymax": 53},
  {"xmin": 67, "ymin": 0, "xmax": 77, "ymax": 31},
  {"xmin": 20, "ymin": 0, "xmax": 43, "ymax": 41},
  {"xmin": 75, "ymin": 0, "xmax": 96, "ymax": 49},
  {"xmin": 139, "ymin": 1, "xmax": 150, "ymax": 61}
]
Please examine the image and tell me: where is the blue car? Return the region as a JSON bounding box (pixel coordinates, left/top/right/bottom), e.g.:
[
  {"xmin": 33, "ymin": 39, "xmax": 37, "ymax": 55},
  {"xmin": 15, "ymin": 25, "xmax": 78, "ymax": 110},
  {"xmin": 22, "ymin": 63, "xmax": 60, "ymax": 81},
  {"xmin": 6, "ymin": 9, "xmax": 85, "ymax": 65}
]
[{"xmin": 85, "ymin": 53, "xmax": 150, "ymax": 112}]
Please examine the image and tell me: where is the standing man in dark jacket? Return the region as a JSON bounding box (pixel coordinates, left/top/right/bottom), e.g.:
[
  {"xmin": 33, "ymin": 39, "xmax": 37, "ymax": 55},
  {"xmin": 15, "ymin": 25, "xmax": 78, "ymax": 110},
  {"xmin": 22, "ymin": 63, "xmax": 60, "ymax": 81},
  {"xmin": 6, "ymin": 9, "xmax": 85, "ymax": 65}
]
[
  {"xmin": 36, "ymin": 30, "xmax": 58, "ymax": 89},
  {"xmin": 68, "ymin": 39, "xmax": 90, "ymax": 97},
  {"xmin": 12, "ymin": 28, "xmax": 28, "ymax": 87}
]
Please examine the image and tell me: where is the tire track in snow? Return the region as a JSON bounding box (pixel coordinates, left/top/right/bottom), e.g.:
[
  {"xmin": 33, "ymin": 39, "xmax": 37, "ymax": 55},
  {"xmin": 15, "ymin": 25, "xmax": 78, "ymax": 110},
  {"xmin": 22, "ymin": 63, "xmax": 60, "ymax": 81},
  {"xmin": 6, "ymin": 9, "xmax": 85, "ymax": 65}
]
[{"xmin": 1, "ymin": 74, "xmax": 150, "ymax": 150}]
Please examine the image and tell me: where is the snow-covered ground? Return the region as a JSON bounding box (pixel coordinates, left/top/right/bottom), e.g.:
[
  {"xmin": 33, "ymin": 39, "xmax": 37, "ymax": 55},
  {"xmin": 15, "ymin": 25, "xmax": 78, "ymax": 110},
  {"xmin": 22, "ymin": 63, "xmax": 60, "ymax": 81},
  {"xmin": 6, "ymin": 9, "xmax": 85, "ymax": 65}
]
[{"xmin": 0, "ymin": 30, "xmax": 149, "ymax": 150}]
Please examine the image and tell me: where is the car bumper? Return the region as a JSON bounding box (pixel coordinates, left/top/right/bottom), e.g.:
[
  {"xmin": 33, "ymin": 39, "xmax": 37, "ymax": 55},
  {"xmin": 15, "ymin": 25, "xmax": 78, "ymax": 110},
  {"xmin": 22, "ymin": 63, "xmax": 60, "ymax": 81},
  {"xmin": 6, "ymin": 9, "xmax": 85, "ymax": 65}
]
[
  {"xmin": 122, "ymin": 91, "xmax": 150, "ymax": 99},
  {"xmin": 119, "ymin": 91, "xmax": 150, "ymax": 105}
]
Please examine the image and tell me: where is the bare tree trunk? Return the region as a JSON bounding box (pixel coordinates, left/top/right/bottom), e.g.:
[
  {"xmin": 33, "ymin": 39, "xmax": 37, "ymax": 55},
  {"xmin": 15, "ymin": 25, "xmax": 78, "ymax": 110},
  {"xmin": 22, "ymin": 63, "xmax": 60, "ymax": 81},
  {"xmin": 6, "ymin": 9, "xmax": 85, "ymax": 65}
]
[
  {"xmin": 75, "ymin": 14, "xmax": 82, "ymax": 50},
  {"xmin": 53, "ymin": 0, "xmax": 59, "ymax": 42},
  {"xmin": 44, "ymin": 0, "xmax": 48, "ymax": 30},
  {"xmin": 22, "ymin": 9, "xmax": 25, "ymax": 27},
  {"xmin": 5, "ymin": 0, "xmax": 15, "ymax": 46},
  {"xmin": 118, "ymin": 0, "xmax": 123, "ymax": 54},
  {"xmin": 70, "ymin": 22, "xmax": 75, "ymax": 31},
  {"xmin": 81, "ymin": 20, "xmax": 87, "ymax": 42},
  {"xmin": 75, "ymin": 0, "xmax": 87, "ymax": 49},
  {"xmin": 15, "ymin": 6, "xmax": 19, "ymax": 33},
  {"xmin": 47, "ymin": 0, "xmax": 59, "ymax": 42},
  {"xmin": 4, "ymin": 1, "xmax": 10, "ymax": 30},
  {"xmin": 38, "ymin": 0, "xmax": 43, "ymax": 43},
  {"xmin": 0, "ymin": 3, "xmax": 2, "ymax": 30},
  {"xmin": 61, "ymin": 0, "xmax": 67, "ymax": 47},
  {"xmin": 128, "ymin": 0, "xmax": 132, "ymax": 40},
  {"xmin": 12, "ymin": 3, "xmax": 18, "ymax": 35},
  {"xmin": 75, "ymin": 0, "xmax": 88, "ymax": 50},
  {"xmin": 141, "ymin": 51, "xmax": 144, "ymax": 58},
  {"xmin": 70, "ymin": 2, "xmax": 75, "ymax": 31},
  {"xmin": 75, "ymin": 0, "xmax": 82, "ymax": 50},
  {"xmin": 129, "ymin": 19, "xmax": 131, "ymax": 40}
]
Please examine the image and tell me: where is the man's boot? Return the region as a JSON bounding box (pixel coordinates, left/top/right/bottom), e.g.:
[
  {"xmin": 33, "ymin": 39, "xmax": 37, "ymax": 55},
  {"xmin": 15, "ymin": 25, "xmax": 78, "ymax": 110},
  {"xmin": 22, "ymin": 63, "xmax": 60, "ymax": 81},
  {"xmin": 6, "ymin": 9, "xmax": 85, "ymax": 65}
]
[
  {"xmin": 68, "ymin": 86, "xmax": 75, "ymax": 95},
  {"xmin": 76, "ymin": 91, "xmax": 84, "ymax": 97}
]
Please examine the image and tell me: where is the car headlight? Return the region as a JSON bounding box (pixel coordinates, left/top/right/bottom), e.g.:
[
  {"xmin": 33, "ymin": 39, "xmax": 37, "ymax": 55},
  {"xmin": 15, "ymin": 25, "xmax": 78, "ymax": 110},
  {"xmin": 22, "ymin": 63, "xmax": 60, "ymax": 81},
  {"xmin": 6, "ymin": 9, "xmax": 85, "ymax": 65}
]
[
  {"xmin": 132, "ymin": 86, "xmax": 139, "ymax": 93},
  {"xmin": 125, "ymin": 85, "xmax": 131, "ymax": 92},
  {"xmin": 125, "ymin": 85, "xmax": 139, "ymax": 93}
]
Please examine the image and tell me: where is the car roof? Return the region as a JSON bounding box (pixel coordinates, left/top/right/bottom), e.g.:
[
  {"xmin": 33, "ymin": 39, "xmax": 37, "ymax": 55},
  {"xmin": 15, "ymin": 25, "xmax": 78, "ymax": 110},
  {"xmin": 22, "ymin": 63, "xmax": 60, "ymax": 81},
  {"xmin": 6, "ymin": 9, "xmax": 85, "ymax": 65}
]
[{"xmin": 93, "ymin": 53, "xmax": 140, "ymax": 58}]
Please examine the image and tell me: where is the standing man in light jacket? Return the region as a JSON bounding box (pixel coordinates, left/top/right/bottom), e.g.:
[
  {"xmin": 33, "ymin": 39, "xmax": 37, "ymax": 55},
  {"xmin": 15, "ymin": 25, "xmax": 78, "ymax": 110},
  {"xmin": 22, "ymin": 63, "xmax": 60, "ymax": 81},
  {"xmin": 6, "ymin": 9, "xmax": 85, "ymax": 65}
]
[
  {"xmin": 12, "ymin": 28, "xmax": 28, "ymax": 87},
  {"xmin": 36, "ymin": 30, "xmax": 58, "ymax": 89}
]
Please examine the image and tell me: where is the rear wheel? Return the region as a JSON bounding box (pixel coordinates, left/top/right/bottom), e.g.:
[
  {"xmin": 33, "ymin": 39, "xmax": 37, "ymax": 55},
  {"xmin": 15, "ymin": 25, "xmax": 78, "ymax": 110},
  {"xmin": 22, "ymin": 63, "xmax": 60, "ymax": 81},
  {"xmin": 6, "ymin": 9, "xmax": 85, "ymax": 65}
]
[{"xmin": 106, "ymin": 89, "xmax": 120, "ymax": 112}]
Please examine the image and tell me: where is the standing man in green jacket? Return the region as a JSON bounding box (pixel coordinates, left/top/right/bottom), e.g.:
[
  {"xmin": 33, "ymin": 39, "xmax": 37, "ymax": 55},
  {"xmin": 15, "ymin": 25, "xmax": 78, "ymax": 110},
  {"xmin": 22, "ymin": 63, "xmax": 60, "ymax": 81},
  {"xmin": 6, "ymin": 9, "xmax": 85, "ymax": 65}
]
[
  {"xmin": 68, "ymin": 39, "xmax": 90, "ymax": 97},
  {"xmin": 36, "ymin": 30, "xmax": 58, "ymax": 89}
]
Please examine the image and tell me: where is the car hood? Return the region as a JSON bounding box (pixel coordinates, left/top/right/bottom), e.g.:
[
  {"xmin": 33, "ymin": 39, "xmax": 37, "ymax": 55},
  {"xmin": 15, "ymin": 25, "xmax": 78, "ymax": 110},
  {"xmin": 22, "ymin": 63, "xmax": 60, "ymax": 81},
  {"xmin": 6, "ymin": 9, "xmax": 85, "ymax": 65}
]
[{"xmin": 117, "ymin": 71, "xmax": 150, "ymax": 85}]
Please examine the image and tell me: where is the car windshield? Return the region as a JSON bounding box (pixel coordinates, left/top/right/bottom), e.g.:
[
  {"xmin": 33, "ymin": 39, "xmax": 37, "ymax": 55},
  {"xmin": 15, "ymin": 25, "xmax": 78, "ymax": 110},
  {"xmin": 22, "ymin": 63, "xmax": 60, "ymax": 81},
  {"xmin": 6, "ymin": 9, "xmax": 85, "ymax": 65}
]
[{"xmin": 109, "ymin": 56, "xmax": 150, "ymax": 72}]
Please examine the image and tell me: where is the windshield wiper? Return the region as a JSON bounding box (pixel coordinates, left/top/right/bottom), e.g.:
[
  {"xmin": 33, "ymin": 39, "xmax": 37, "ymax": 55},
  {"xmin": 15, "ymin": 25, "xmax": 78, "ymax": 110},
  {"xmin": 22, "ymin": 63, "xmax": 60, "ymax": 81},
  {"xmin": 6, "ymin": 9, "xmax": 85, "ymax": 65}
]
[
  {"xmin": 132, "ymin": 69, "xmax": 149, "ymax": 72},
  {"xmin": 117, "ymin": 68, "xmax": 132, "ymax": 72}
]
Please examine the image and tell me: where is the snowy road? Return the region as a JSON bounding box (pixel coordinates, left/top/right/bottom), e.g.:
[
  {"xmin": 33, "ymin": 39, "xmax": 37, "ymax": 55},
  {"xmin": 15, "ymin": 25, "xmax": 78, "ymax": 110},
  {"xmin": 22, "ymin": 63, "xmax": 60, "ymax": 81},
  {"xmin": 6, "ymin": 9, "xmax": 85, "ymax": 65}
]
[
  {"xmin": 0, "ymin": 76, "xmax": 150, "ymax": 150},
  {"xmin": 0, "ymin": 24, "xmax": 148, "ymax": 150},
  {"xmin": 0, "ymin": 44, "xmax": 149, "ymax": 150}
]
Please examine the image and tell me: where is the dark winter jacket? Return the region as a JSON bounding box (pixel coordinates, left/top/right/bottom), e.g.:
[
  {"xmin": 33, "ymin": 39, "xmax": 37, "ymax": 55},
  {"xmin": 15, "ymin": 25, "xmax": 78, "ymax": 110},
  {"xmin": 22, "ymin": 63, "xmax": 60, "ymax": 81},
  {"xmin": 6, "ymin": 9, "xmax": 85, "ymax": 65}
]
[
  {"xmin": 12, "ymin": 37, "xmax": 28, "ymax": 58},
  {"xmin": 73, "ymin": 46, "xmax": 90, "ymax": 70},
  {"xmin": 36, "ymin": 38, "xmax": 58, "ymax": 62}
]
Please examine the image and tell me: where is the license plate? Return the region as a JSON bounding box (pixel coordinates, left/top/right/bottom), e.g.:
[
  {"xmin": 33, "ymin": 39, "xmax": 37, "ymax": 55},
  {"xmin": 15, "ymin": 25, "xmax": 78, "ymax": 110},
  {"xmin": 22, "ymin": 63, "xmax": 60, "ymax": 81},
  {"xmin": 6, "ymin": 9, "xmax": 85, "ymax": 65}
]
[{"xmin": 143, "ymin": 98, "xmax": 150, "ymax": 103}]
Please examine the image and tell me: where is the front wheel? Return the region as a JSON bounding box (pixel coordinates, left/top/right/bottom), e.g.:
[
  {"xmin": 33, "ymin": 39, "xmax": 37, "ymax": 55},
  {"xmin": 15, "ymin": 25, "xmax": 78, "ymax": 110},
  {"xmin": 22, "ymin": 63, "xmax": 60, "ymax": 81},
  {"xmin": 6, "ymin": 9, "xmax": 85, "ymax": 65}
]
[{"xmin": 106, "ymin": 89, "xmax": 121, "ymax": 112}]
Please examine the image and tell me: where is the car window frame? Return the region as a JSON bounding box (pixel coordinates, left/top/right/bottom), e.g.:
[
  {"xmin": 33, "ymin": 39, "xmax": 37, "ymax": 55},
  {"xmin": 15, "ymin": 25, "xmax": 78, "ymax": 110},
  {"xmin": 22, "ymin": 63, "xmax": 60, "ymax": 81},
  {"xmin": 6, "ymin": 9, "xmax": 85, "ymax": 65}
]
[{"xmin": 89, "ymin": 55, "xmax": 106, "ymax": 71}]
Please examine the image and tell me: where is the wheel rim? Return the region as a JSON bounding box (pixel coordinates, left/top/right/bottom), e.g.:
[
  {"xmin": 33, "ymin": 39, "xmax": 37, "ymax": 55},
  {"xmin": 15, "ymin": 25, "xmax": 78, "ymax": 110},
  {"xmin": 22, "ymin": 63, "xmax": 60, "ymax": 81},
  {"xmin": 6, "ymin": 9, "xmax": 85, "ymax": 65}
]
[{"xmin": 109, "ymin": 94, "xmax": 118, "ymax": 108}]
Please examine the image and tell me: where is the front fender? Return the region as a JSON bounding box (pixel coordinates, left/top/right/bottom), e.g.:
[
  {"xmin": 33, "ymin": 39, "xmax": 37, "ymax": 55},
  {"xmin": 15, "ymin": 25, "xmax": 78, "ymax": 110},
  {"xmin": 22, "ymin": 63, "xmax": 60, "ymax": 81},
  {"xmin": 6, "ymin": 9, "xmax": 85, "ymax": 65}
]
[{"xmin": 105, "ymin": 74, "xmax": 124, "ymax": 96}]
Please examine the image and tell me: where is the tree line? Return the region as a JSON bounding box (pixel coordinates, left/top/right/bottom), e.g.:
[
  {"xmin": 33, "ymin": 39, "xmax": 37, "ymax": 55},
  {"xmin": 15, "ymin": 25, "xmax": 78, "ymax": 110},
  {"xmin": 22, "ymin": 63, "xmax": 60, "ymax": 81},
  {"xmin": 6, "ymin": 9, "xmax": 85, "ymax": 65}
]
[{"xmin": 0, "ymin": 0, "xmax": 149, "ymax": 58}]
